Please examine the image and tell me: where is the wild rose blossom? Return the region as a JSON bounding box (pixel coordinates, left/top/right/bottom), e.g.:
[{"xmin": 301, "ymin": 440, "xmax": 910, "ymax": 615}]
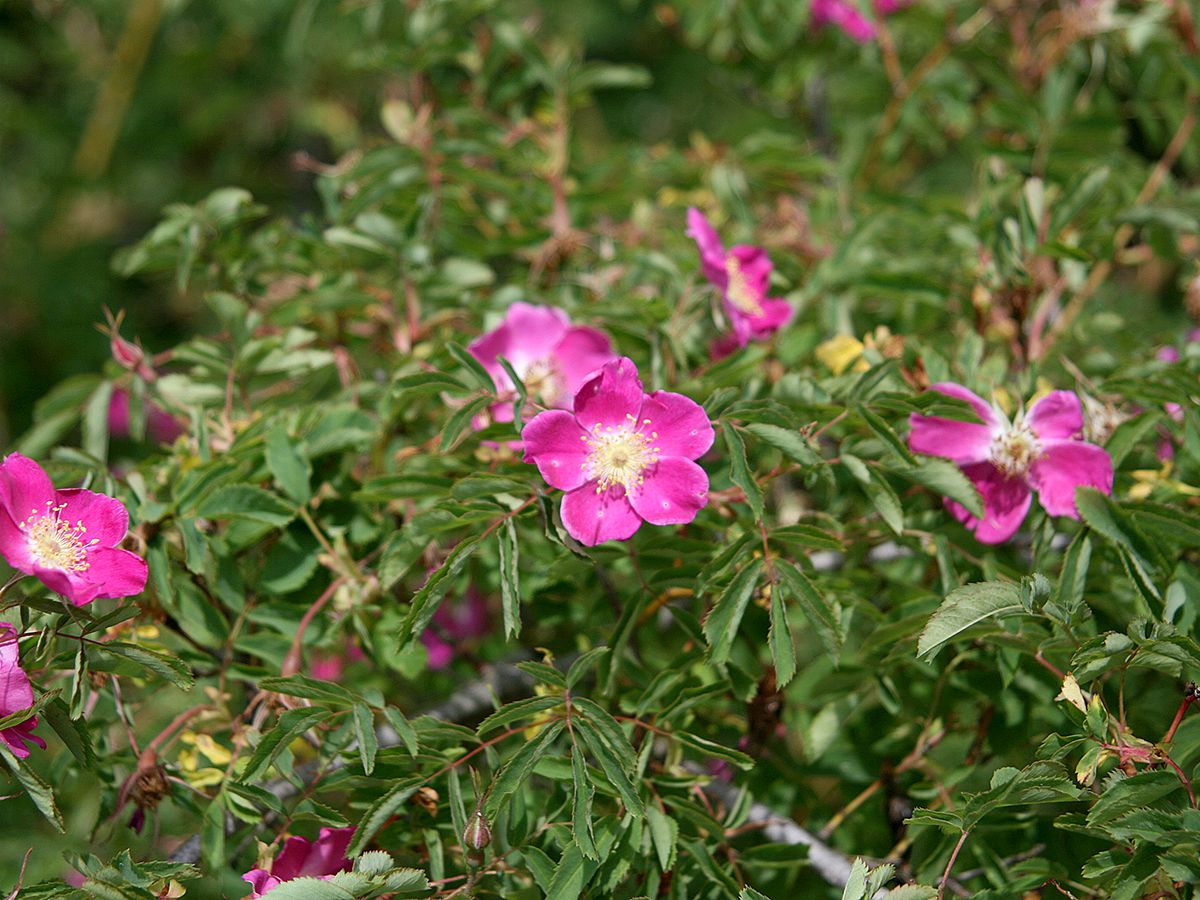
[
  {"xmin": 108, "ymin": 389, "xmax": 185, "ymax": 446},
  {"xmin": 0, "ymin": 622, "xmax": 45, "ymax": 759},
  {"xmin": 522, "ymin": 357, "xmax": 714, "ymax": 546},
  {"xmin": 1155, "ymin": 329, "xmax": 1200, "ymax": 460},
  {"xmin": 908, "ymin": 384, "xmax": 1113, "ymax": 544},
  {"xmin": 420, "ymin": 586, "xmax": 489, "ymax": 670},
  {"xmin": 0, "ymin": 454, "xmax": 148, "ymax": 605},
  {"xmin": 686, "ymin": 208, "xmax": 793, "ymax": 350},
  {"xmin": 812, "ymin": 0, "xmax": 912, "ymax": 43},
  {"xmin": 242, "ymin": 826, "xmax": 355, "ymax": 897},
  {"xmin": 467, "ymin": 302, "xmax": 617, "ymax": 427}
]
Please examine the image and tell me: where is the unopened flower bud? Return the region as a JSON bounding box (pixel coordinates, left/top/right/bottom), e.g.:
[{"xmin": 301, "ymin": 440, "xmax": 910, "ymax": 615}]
[{"xmin": 463, "ymin": 810, "xmax": 491, "ymax": 855}]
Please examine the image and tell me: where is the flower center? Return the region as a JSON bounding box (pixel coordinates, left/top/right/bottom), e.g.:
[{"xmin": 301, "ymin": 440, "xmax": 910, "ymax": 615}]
[
  {"xmin": 988, "ymin": 420, "xmax": 1043, "ymax": 478},
  {"xmin": 725, "ymin": 254, "xmax": 764, "ymax": 317},
  {"xmin": 582, "ymin": 416, "xmax": 661, "ymax": 492},
  {"xmin": 20, "ymin": 502, "xmax": 97, "ymax": 573},
  {"xmin": 521, "ymin": 358, "xmax": 566, "ymax": 408}
]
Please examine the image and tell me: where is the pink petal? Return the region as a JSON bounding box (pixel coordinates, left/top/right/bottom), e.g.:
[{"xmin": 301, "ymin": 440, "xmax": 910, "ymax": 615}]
[
  {"xmin": 297, "ymin": 827, "xmax": 355, "ymax": 877},
  {"xmin": 709, "ymin": 333, "xmax": 747, "ymax": 361},
  {"xmin": 272, "ymin": 835, "xmax": 317, "ymax": 881},
  {"xmin": 55, "ymin": 489, "xmax": 130, "ymax": 547},
  {"xmin": 34, "ymin": 567, "xmax": 99, "ymax": 606},
  {"xmin": 521, "ymin": 410, "xmax": 589, "ymax": 491},
  {"xmin": 572, "ymin": 358, "xmax": 645, "ymax": 431},
  {"xmin": 743, "ymin": 297, "xmax": 794, "ymax": 337},
  {"xmin": 686, "ymin": 208, "xmax": 728, "ymax": 287},
  {"xmin": 1158, "ymin": 346, "xmax": 1181, "ymax": 363},
  {"xmin": 0, "ymin": 509, "xmax": 35, "ymax": 573},
  {"xmin": 242, "ymin": 870, "xmax": 280, "ymax": 898},
  {"xmin": 108, "ymin": 390, "xmax": 132, "ymax": 439},
  {"xmin": 727, "ymin": 245, "xmax": 772, "ymax": 295},
  {"xmin": 908, "ymin": 384, "xmax": 998, "ymax": 465},
  {"xmin": 560, "ymin": 485, "xmax": 643, "ymax": 546},
  {"xmin": 147, "ymin": 404, "xmax": 185, "ymax": 445},
  {"xmin": 468, "ymin": 303, "xmax": 571, "ymax": 387},
  {"xmin": 628, "ymin": 458, "xmax": 709, "ymax": 526},
  {"xmin": 421, "ymin": 631, "xmax": 455, "ymax": 670},
  {"xmin": 637, "ymin": 392, "xmax": 714, "ymax": 461},
  {"xmin": 2, "ymin": 719, "xmax": 45, "ymax": 758},
  {"xmin": 1029, "ymin": 439, "xmax": 1113, "ymax": 518},
  {"xmin": 947, "ymin": 463, "xmax": 1032, "ymax": 544},
  {"xmin": 552, "ymin": 327, "xmax": 618, "ymax": 398},
  {"xmin": 81, "ymin": 547, "xmax": 149, "ymax": 603},
  {"xmin": 0, "ymin": 454, "xmax": 56, "ymax": 526},
  {"xmin": 1027, "ymin": 391, "xmax": 1084, "ymax": 441}
]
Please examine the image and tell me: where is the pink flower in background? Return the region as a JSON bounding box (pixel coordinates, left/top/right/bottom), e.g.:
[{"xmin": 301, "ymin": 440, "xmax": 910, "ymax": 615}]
[
  {"xmin": 523, "ymin": 357, "xmax": 714, "ymax": 546},
  {"xmin": 310, "ymin": 641, "xmax": 367, "ymax": 682},
  {"xmin": 420, "ymin": 587, "xmax": 490, "ymax": 670},
  {"xmin": 873, "ymin": 0, "xmax": 913, "ymax": 14},
  {"xmin": 467, "ymin": 302, "xmax": 617, "ymax": 426},
  {"xmin": 242, "ymin": 826, "xmax": 355, "ymax": 897},
  {"xmin": 0, "ymin": 622, "xmax": 45, "ymax": 759},
  {"xmin": 0, "ymin": 454, "xmax": 148, "ymax": 605},
  {"xmin": 1155, "ymin": 329, "xmax": 1200, "ymax": 460},
  {"xmin": 908, "ymin": 385, "xmax": 1113, "ymax": 544},
  {"xmin": 686, "ymin": 209, "xmax": 793, "ymax": 349},
  {"xmin": 108, "ymin": 389, "xmax": 185, "ymax": 446},
  {"xmin": 812, "ymin": 0, "xmax": 875, "ymax": 41}
]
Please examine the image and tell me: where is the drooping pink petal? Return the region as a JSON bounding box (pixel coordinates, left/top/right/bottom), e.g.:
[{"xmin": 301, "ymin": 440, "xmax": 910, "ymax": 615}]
[
  {"xmin": 637, "ymin": 392, "xmax": 715, "ymax": 461},
  {"xmin": 34, "ymin": 567, "xmax": 98, "ymax": 606},
  {"xmin": 560, "ymin": 485, "xmax": 643, "ymax": 546},
  {"xmin": 297, "ymin": 827, "xmax": 356, "ymax": 877},
  {"xmin": 0, "ymin": 623, "xmax": 42, "ymax": 758},
  {"xmin": 1029, "ymin": 439, "xmax": 1113, "ymax": 518},
  {"xmin": 108, "ymin": 390, "xmax": 132, "ymax": 440},
  {"xmin": 573, "ymin": 358, "xmax": 644, "ymax": 431},
  {"xmin": 552, "ymin": 327, "xmax": 618, "ymax": 397},
  {"xmin": 147, "ymin": 405, "xmax": 185, "ymax": 445},
  {"xmin": 686, "ymin": 208, "xmax": 728, "ymax": 287},
  {"xmin": 908, "ymin": 383, "xmax": 998, "ymax": 465},
  {"xmin": 521, "ymin": 410, "xmax": 590, "ymax": 491},
  {"xmin": 0, "ymin": 454, "xmax": 56, "ymax": 526},
  {"xmin": 55, "ymin": 489, "xmax": 130, "ymax": 547},
  {"xmin": 743, "ymin": 297, "xmax": 795, "ymax": 337},
  {"xmin": 947, "ymin": 463, "xmax": 1033, "ymax": 544},
  {"xmin": 1027, "ymin": 391, "xmax": 1084, "ymax": 441},
  {"xmin": 628, "ymin": 458, "xmax": 709, "ymax": 526},
  {"xmin": 80, "ymin": 547, "xmax": 149, "ymax": 604}
]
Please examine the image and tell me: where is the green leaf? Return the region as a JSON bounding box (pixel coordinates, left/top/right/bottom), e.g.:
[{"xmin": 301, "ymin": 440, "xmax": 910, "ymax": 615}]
[
  {"xmin": 917, "ymin": 581, "xmax": 1025, "ymax": 659},
  {"xmin": 242, "ymin": 707, "xmax": 332, "ymax": 783},
  {"xmin": 744, "ymin": 423, "xmax": 823, "ymax": 467},
  {"xmin": 894, "ymin": 458, "xmax": 984, "ymax": 519},
  {"xmin": 266, "ymin": 424, "xmax": 312, "ymax": 505},
  {"xmin": 485, "ymin": 720, "xmax": 565, "ymax": 819},
  {"xmin": 0, "ymin": 688, "xmax": 60, "ymax": 734},
  {"xmin": 353, "ymin": 703, "xmax": 378, "ymax": 775},
  {"xmin": 258, "ymin": 675, "xmax": 358, "ymax": 706},
  {"xmin": 477, "ymin": 695, "xmax": 564, "ymax": 736},
  {"xmin": 383, "ymin": 707, "xmax": 419, "ymax": 757},
  {"xmin": 82, "ymin": 380, "xmax": 114, "ymax": 464},
  {"xmin": 859, "ymin": 406, "xmax": 917, "ymax": 465},
  {"xmin": 702, "ymin": 559, "xmax": 763, "ymax": 666},
  {"xmin": 573, "ymin": 718, "xmax": 644, "ymax": 815},
  {"xmin": 777, "ymin": 561, "xmax": 843, "ymax": 665},
  {"xmin": 723, "ymin": 426, "xmax": 763, "ymax": 521},
  {"xmin": 347, "ymin": 776, "xmax": 424, "ymax": 857},
  {"xmin": 571, "ymin": 746, "xmax": 598, "ymax": 861},
  {"xmin": 498, "ymin": 517, "xmax": 521, "ymax": 639},
  {"xmin": 0, "ymin": 740, "xmax": 64, "ymax": 832},
  {"xmin": 1076, "ymin": 488, "xmax": 1162, "ymax": 604},
  {"xmin": 645, "ymin": 805, "xmax": 678, "ymax": 872},
  {"xmin": 446, "ymin": 342, "xmax": 497, "ymax": 393},
  {"xmin": 768, "ymin": 587, "xmax": 797, "ymax": 687},
  {"xmin": 545, "ymin": 842, "xmax": 588, "ymax": 900},
  {"xmin": 440, "ymin": 395, "xmax": 493, "ymax": 450},
  {"xmin": 842, "ymin": 857, "xmax": 870, "ymax": 900},
  {"xmin": 1087, "ymin": 769, "xmax": 1183, "ymax": 827},
  {"xmin": 396, "ymin": 536, "xmax": 483, "ymax": 648},
  {"xmin": 98, "ymin": 642, "xmax": 195, "ymax": 689},
  {"xmin": 195, "ymin": 484, "xmax": 296, "ymax": 528},
  {"xmin": 1053, "ymin": 533, "xmax": 1092, "ymax": 619},
  {"xmin": 255, "ymin": 878, "xmax": 355, "ymax": 900},
  {"xmin": 41, "ymin": 697, "xmax": 96, "ymax": 769}
]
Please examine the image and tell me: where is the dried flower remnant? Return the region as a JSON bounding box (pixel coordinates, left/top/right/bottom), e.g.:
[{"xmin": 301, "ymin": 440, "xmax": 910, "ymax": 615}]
[
  {"xmin": 522, "ymin": 357, "xmax": 714, "ymax": 546},
  {"xmin": 467, "ymin": 302, "xmax": 617, "ymax": 427},
  {"xmin": 0, "ymin": 622, "xmax": 46, "ymax": 758},
  {"xmin": 908, "ymin": 384, "xmax": 1113, "ymax": 543},
  {"xmin": 686, "ymin": 208, "xmax": 794, "ymax": 350},
  {"xmin": 0, "ymin": 454, "xmax": 148, "ymax": 605},
  {"xmin": 242, "ymin": 826, "xmax": 355, "ymax": 897}
]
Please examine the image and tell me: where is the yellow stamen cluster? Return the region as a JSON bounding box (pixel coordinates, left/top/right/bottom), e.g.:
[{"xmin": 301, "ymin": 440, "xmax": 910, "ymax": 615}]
[
  {"xmin": 989, "ymin": 419, "xmax": 1043, "ymax": 478},
  {"xmin": 581, "ymin": 414, "xmax": 661, "ymax": 492},
  {"xmin": 725, "ymin": 254, "xmax": 765, "ymax": 317},
  {"xmin": 20, "ymin": 501, "xmax": 98, "ymax": 573}
]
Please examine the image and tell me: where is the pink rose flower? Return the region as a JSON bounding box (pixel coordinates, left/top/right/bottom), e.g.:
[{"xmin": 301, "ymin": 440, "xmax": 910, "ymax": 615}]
[
  {"xmin": 811, "ymin": 0, "xmax": 877, "ymax": 42},
  {"xmin": 242, "ymin": 826, "xmax": 355, "ymax": 897},
  {"xmin": 0, "ymin": 622, "xmax": 45, "ymax": 759},
  {"xmin": 420, "ymin": 586, "xmax": 489, "ymax": 670},
  {"xmin": 522, "ymin": 357, "xmax": 714, "ymax": 546},
  {"xmin": 908, "ymin": 384, "xmax": 1114, "ymax": 544},
  {"xmin": 310, "ymin": 641, "xmax": 366, "ymax": 682},
  {"xmin": 1155, "ymin": 330, "xmax": 1199, "ymax": 461},
  {"xmin": 108, "ymin": 389, "xmax": 185, "ymax": 446},
  {"xmin": 686, "ymin": 209, "xmax": 794, "ymax": 350},
  {"xmin": 0, "ymin": 454, "xmax": 149, "ymax": 605},
  {"xmin": 467, "ymin": 302, "xmax": 617, "ymax": 426}
]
